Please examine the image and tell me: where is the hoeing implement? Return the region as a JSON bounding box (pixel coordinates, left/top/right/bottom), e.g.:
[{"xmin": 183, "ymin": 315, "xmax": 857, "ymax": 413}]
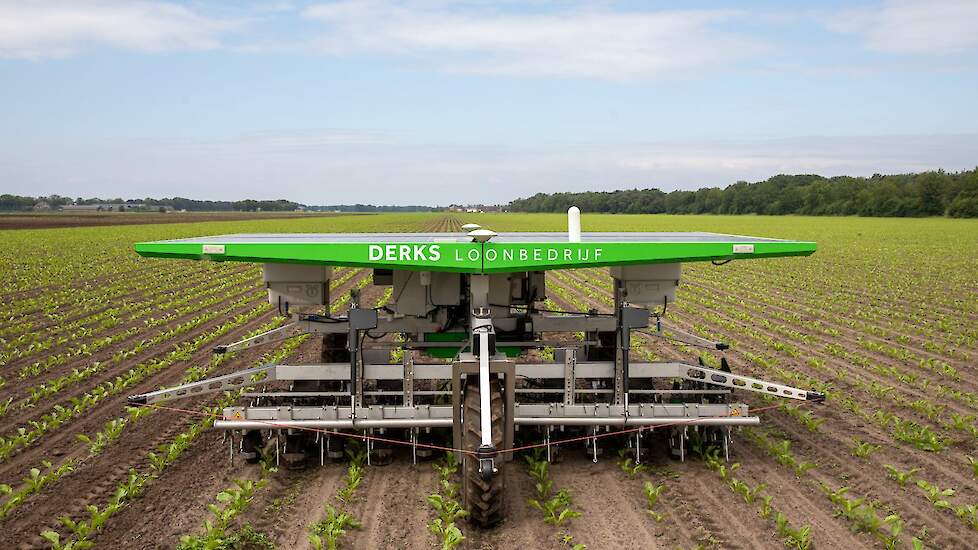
[{"xmin": 128, "ymin": 209, "xmax": 823, "ymax": 526}]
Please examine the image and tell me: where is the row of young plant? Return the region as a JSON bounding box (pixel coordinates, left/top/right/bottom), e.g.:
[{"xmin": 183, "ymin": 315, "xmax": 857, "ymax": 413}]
[
  {"xmin": 16, "ymin": 286, "xmax": 263, "ymax": 406},
  {"xmin": 702, "ymin": 450, "xmax": 814, "ymax": 550},
  {"xmin": 746, "ymin": 425, "xmax": 935, "ymax": 549},
  {"xmin": 0, "ymin": 317, "xmax": 288, "ymax": 522},
  {"xmin": 570, "ymin": 264, "xmax": 971, "ymax": 393},
  {"xmin": 875, "ymin": 461, "xmax": 978, "ymax": 533},
  {"xmin": 819, "ymin": 484, "xmax": 920, "ymax": 549},
  {"xmin": 0, "ymin": 263, "xmax": 253, "ymax": 367},
  {"xmin": 614, "ymin": 449, "xmax": 666, "ymax": 523},
  {"xmin": 688, "ymin": 270, "xmax": 973, "ymax": 364},
  {"xmin": 685, "ymin": 279, "xmax": 972, "ymax": 391},
  {"xmin": 427, "ymin": 454, "xmax": 466, "ymax": 550},
  {"xmin": 176, "ymin": 463, "xmax": 278, "ymax": 550},
  {"xmin": 0, "ymin": 300, "xmax": 271, "ymax": 463},
  {"xmin": 622, "ymin": 284, "xmax": 969, "ymax": 491},
  {"xmin": 666, "ymin": 292, "xmax": 963, "ymax": 453},
  {"xmin": 16, "ymin": 277, "xmax": 261, "ymax": 379},
  {"xmin": 524, "ymin": 450, "xmax": 586, "ymax": 549},
  {"xmin": 3, "ymin": 270, "xmax": 361, "ymax": 516},
  {"xmin": 0, "ymin": 260, "xmax": 202, "ymax": 332},
  {"xmin": 678, "ymin": 328, "xmax": 972, "ymax": 548},
  {"xmin": 715, "ymin": 261, "xmax": 977, "ymax": 353},
  {"xmin": 5, "ymin": 266, "xmax": 259, "ymax": 371},
  {"xmin": 40, "ymin": 332, "xmax": 307, "ymax": 549},
  {"xmin": 676, "ymin": 282, "xmax": 975, "ymax": 424},
  {"xmin": 307, "ymin": 444, "xmax": 367, "ymax": 550},
  {"xmin": 703, "ymin": 254, "xmax": 976, "ymax": 348}
]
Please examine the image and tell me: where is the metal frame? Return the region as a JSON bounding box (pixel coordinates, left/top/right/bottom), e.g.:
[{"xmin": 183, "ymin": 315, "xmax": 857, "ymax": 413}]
[
  {"xmin": 127, "ymin": 269, "xmax": 823, "ymax": 474},
  {"xmin": 131, "ymin": 356, "xmax": 818, "ymax": 407}
]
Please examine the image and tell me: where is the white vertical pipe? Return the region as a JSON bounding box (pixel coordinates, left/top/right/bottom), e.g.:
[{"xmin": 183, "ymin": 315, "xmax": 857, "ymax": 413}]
[
  {"xmin": 567, "ymin": 206, "xmax": 581, "ymax": 242},
  {"xmin": 479, "ymin": 330, "xmax": 492, "ymax": 447}
]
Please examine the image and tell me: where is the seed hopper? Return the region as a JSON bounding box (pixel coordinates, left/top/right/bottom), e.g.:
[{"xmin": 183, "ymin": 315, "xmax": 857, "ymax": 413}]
[{"xmin": 128, "ymin": 209, "xmax": 823, "ymax": 526}]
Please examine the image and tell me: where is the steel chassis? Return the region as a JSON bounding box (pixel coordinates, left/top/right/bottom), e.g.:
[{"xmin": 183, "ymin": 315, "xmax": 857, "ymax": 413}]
[{"xmin": 129, "ymin": 309, "xmax": 824, "ymax": 463}]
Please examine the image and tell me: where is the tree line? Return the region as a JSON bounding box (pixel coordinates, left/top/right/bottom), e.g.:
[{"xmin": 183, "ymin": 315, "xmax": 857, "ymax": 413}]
[
  {"xmin": 507, "ymin": 169, "xmax": 978, "ymax": 218},
  {"xmin": 0, "ymin": 195, "xmax": 302, "ymax": 212}
]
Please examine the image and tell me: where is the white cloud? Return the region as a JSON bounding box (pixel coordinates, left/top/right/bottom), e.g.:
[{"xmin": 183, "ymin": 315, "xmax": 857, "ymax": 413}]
[
  {"xmin": 0, "ymin": 1, "xmax": 236, "ymax": 59},
  {"xmin": 301, "ymin": 1, "xmax": 765, "ymax": 79},
  {"xmin": 825, "ymin": 0, "xmax": 978, "ymax": 54}
]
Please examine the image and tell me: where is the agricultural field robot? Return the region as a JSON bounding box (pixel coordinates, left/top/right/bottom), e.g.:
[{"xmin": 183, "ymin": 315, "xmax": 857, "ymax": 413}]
[{"xmin": 128, "ymin": 209, "xmax": 824, "ymax": 526}]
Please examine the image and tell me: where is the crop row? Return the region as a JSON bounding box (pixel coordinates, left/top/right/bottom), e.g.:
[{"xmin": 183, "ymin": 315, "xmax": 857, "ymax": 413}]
[
  {"xmin": 40, "ymin": 330, "xmax": 309, "ymax": 548},
  {"xmin": 0, "ymin": 299, "xmax": 271, "ymax": 463},
  {"xmin": 1, "ymin": 265, "xmax": 258, "ymax": 368}
]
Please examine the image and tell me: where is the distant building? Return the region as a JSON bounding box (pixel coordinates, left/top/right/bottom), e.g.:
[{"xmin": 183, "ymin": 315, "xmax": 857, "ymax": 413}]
[
  {"xmin": 32, "ymin": 201, "xmax": 51, "ymax": 211},
  {"xmin": 449, "ymin": 203, "xmax": 500, "ymax": 213},
  {"xmin": 61, "ymin": 203, "xmax": 158, "ymax": 212}
]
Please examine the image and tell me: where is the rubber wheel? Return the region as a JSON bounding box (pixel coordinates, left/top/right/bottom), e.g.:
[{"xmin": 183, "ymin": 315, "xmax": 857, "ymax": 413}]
[{"xmin": 462, "ymin": 375, "xmax": 506, "ymax": 527}]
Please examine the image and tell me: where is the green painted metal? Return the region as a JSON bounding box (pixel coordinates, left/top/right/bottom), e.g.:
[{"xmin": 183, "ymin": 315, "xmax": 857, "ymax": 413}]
[
  {"xmin": 134, "ymin": 233, "xmax": 815, "ymax": 274},
  {"xmin": 419, "ymin": 331, "xmax": 520, "ymax": 358}
]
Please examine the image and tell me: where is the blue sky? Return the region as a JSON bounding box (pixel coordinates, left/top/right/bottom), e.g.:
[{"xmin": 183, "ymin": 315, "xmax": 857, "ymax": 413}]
[{"xmin": 1, "ymin": 1, "xmax": 977, "ymax": 205}]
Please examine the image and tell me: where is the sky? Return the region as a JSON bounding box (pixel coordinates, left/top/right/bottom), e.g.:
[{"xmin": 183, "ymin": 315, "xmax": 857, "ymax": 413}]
[{"xmin": 1, "ymin": 0, "xmax": 977, "ymax": 205}]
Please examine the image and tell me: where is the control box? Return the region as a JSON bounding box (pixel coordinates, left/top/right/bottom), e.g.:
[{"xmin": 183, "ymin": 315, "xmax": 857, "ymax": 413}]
[
  {"xmin": 262, "ymin": 263, "xmax": 332, "ymax": 307},
  {"xmin": 610, "ymin": 263, "xmax": 681, "ymax": 306}
]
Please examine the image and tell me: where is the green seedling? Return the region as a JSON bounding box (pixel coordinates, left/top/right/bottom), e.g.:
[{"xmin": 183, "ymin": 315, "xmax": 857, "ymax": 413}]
[
  {"xmin": 336, "ymin": 462, "xmax": 363, "ymax": 504},
  {"xmin": 915, "ymin": 479, "xmax": 955, "ymax": 510},
  {"xmin": 526, "ymin": 456, "xmax": 554, "ymax": 500},
  {"xmin": 758, "ymin": 495, "xmax": 774, "ymax": 519},
  {"xmin": 643, "ymin": 481, "xmax": 665, "ymax": 521},
  {"xmin": 878, "ymin": 514, "xmax": 903, "ymax": 550},
  {"xmin": 616, "ymin": 449, "xmax": 647, "ymax": 478},
  {"xmin": 851, "ymin": 438, "xmax": 881, "ymax": 458},
  {"xmin": 308, "ymin": 504, "xmax": 361, "ymax": 550},
  {"xmin": 529, "ymin": 489, "xmax": 581, "ymax": 526},
  {"xmin": 433, "ymin": 453, "xmax": 459, "ymax": 481},
  {"xmin": 40, "ymin": 530, "xmax": 93, "ymax": 550},
  {"xmin": 427, "ymin": 493, "xmax": 468, "ymax": 525},
  {"xmin": 556, "ymin": 532, "xmax": 587, "ymax": 549},
  {"xmin": 427, "ymin": 518, "xmax": 465, "ymax": 550},
  {"xmin": 784, "ymin": 524, "xmax": 813, "ymax": 550},
  {"xmin": 884, "ymin": 465, "xmax": 919, "ymax": 487}
]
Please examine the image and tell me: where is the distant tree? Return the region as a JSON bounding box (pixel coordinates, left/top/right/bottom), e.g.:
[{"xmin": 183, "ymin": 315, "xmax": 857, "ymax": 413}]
[
  {"xmin": 507, "ymin": 169, "xmax": 978, "ymax": 218},
  {"xmin": 914, "ymin": 172, "xmax": 945, "ymax": 216}
]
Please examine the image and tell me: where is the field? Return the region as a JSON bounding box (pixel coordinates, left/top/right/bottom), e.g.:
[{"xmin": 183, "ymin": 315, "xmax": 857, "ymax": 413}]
[
  {"xmin": 0, "ymin": 211, "xmax": 347, "ymax": 230},
  {"xmin": 0, "ymin": 212, "xmax": 976, "ymax": 550}
]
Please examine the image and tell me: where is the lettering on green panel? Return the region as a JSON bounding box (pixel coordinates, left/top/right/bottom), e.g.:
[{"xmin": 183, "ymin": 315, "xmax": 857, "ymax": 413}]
[{"xmin": 366, "ymin": 243, "xmax": 606, "ymax": 269}]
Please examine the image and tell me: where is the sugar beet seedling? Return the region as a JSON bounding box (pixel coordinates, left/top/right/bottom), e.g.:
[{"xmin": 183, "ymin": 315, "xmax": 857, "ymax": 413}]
[{"xmin": 127, "ymin": 208, "xmax": 824, "ymax": 527}]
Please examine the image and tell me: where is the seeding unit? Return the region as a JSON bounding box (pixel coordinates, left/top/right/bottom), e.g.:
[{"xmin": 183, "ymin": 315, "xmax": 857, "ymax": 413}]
[{"xmin": 128, "ymin": 209, "xmax": 824, "ymax": 526}]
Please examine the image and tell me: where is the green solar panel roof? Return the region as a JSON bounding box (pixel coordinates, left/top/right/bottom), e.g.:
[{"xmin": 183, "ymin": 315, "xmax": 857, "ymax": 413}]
[{"xmin": 134, "ymin": 232, "xmax": 816, "ymax": 274}]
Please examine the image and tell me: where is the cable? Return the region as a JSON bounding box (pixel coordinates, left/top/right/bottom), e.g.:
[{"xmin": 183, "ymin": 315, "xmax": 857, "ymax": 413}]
[
  {"xmin": 391, "ymin": 270, "xmax": 415, "ymax": 305},
  {"xmin": 490, "ymin": 303, "xmax": 615, "ymax": 317},
  {"xmin": 712, "ymin": 259, "xmax": 732, "ymax": 266}
]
